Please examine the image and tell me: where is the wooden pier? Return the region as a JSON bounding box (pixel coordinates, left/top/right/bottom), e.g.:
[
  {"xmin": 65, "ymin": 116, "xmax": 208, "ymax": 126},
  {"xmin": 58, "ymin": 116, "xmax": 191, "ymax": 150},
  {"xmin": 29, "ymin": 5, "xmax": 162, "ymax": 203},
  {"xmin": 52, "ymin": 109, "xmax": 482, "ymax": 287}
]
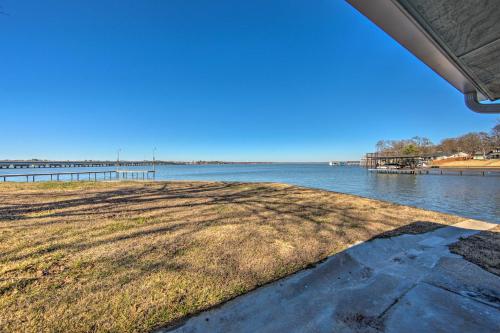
[
  {"xmin": 369, "ymin": 168, "xmax": 500, "ymax": 177},
  {"xmin": 116, "ymin": 170, "xmax": 156, "ymax": 180},
  {"xmin": 0, "ymin": 170, "xmax": 156, "ymax": 182}
]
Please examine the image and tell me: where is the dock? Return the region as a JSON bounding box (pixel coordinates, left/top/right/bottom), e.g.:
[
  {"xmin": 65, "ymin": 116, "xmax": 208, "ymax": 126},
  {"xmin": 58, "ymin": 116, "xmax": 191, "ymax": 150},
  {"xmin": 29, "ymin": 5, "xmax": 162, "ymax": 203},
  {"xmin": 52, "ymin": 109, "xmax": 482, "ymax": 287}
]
[
  {"xmin": 362, "ymin": 153, "xmax": 440, "ymax": 169},
  {"xmin": 369, "ymin": 168, "xmax": 500, "ymax": 176},
  {"xmin": 329, "ymin": 160, "xmax": 361, "ymax": 166},
  {"xmin": 0, "ymin": 170, "xmax": 156, "ymax": 182}
]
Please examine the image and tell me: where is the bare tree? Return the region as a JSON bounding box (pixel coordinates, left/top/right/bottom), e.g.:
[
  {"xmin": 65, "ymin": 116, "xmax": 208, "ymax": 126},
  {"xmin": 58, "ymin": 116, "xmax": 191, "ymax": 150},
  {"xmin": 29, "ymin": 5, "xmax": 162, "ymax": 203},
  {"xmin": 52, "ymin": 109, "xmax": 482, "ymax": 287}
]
[
  {"xmin": 375, "ymin": 140, "xmax": 386, "ymax": 153},
  {"xmin": 373, "ymin": 123, "xmax": 499, "ymax": 157},
  {"xmin": 491, "ymin": 122, "xmax": 500, "ymax": 147}
]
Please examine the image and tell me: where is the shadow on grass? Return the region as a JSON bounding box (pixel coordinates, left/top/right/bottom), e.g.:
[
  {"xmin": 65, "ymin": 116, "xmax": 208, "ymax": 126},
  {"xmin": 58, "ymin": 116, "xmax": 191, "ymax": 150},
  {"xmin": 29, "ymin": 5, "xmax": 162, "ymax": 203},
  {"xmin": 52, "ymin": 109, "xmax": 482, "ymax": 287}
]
[
  {"xmin": 0, "ymin": 181, "xmax": 471, "ymax": 332},
  {"xmin": 372, "ymin": 221, "xmax": 445, "ymax": 239},
  {"xmin": 161, "ymin": 220, "xmax": 497, "ymax": 333},
  {"xmin": 449, "ymin": 226, "xmax": 500, "ymax": 276},
  {"xmin": 0, "ymin": 181, "xmax": 461, "ymax": 263}
]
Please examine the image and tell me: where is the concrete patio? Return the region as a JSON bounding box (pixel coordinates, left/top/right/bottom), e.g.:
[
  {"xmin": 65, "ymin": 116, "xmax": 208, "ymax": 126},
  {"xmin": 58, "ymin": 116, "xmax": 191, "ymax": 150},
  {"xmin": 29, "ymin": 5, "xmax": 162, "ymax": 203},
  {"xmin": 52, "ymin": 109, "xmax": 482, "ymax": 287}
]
[{"xmin": 160, "ymin": 220, "xmax": 500, "ymax": 333}]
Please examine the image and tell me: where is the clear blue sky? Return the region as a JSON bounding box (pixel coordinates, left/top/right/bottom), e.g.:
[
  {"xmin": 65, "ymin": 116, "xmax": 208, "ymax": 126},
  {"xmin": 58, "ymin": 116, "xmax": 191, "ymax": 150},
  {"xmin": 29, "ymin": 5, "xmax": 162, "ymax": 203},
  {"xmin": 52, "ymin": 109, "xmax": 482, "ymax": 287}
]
[{"xmin": 0, "ymin": 0, "xmax": 497, "ymax": 162}]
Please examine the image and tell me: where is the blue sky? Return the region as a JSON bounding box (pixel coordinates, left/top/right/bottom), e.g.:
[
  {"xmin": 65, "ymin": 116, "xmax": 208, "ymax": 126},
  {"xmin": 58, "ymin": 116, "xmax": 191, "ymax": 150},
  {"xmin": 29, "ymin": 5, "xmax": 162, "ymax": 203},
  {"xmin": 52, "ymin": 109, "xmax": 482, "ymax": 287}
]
[{"xmin": 0, "ymin": 0, "xmax": 497, "ymax": 162}]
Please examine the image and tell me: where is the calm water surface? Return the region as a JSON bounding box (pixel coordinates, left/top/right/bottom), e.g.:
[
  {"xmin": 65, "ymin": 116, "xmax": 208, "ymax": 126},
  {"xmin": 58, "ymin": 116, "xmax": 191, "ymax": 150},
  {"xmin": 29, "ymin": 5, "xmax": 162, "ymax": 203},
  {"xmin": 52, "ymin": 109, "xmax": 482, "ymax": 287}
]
[{"xmin": 2, "ymin": 163, "xmax": 499, "ymax": 223}]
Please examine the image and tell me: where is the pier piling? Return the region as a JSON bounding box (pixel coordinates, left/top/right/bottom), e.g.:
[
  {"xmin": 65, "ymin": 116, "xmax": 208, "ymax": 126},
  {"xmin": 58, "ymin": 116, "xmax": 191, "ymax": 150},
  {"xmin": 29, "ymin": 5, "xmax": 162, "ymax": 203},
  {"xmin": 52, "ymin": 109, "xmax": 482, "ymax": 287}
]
[{"xmin": 0, "ymin": 170, "xmax": 155, "ymax": 183}]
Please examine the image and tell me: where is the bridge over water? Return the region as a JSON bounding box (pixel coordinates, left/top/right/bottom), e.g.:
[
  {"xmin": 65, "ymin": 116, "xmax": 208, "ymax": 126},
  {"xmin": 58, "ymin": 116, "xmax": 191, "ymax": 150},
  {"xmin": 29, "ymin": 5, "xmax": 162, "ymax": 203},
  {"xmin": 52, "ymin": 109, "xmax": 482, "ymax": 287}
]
[{"xmin": 0, "ymin": 160, "xmax": 171, "ymax": 169}]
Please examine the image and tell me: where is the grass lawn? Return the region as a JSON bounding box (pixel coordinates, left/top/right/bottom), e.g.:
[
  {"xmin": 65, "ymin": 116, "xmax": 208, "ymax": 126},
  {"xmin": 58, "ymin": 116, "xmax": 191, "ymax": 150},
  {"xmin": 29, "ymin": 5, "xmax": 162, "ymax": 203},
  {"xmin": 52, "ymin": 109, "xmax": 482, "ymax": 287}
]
[{"xmin": 0, "ymin": 181, "xmax": 470, "ymax": 332}]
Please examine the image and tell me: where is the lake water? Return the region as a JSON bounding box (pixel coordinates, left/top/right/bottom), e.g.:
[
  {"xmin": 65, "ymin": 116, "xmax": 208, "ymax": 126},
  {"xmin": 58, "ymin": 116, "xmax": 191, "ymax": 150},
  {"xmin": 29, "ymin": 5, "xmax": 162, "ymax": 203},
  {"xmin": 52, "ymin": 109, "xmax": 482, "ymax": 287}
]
[{"xmin": 1, "ymin": 163, "xmax": 499, "ymax": 223}]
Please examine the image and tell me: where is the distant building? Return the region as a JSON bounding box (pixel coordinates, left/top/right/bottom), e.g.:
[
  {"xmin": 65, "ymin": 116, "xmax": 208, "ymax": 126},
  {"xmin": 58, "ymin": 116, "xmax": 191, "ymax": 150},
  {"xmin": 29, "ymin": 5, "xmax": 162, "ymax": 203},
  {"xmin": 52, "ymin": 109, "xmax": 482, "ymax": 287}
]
[
  {"xmin": 473, "ymin": 152, "xmax": 486, "ymax": 160},
  {"xmin": 486, "ymin": 148, "xmax": 500, "ymax": 160},
  {"xmin": 434, "ymin": 152, "xmax": 470, "ymax": 161}
]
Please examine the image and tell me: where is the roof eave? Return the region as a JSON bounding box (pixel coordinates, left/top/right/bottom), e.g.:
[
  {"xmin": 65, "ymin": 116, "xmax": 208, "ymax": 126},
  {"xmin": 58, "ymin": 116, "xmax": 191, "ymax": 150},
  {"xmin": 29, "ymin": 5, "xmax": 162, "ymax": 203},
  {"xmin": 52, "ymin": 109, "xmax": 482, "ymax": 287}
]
[{"xmin": 346, "ymin": 0, "xmax": 489, "ymax": 101}]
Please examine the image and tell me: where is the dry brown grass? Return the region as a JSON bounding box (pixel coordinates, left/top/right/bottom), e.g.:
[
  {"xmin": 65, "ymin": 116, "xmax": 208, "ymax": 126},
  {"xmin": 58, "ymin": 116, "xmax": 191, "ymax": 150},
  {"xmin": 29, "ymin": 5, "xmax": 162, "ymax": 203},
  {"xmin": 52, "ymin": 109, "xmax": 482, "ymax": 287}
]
[
  {"xmin": 450, "ymin": 225, "xmax": 500, "ymax": 276},
  {"xmin": 0, "ymin": 181, "xmax": 470, "ymax": 332},
  {"xmin": 434, "ymin": 159, "xmax": 500, "ymax": 168}
]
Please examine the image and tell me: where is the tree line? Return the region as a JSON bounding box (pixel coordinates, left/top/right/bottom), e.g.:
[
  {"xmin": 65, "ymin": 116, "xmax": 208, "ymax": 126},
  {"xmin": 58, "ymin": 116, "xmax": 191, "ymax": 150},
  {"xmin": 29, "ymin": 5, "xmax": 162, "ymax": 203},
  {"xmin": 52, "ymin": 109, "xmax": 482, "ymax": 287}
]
[{"xmin": 375, "ymin": 122, "xmax": 500, "ymax": 157}]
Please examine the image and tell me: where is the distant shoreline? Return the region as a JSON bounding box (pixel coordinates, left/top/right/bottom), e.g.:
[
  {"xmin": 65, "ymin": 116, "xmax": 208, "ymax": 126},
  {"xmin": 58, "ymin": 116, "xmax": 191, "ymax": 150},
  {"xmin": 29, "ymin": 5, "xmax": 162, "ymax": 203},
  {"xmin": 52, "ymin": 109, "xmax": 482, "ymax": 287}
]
[{"xmin": 0, "ymin": 160, "xmax": 345, "ymax": 168}]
